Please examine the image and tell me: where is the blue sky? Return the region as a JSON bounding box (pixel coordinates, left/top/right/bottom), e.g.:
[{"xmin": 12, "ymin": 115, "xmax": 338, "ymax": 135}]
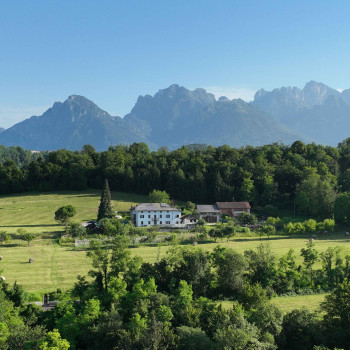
[{"xmin": 1, "ymin": 0, "xmax": 350, "ymax": 128}]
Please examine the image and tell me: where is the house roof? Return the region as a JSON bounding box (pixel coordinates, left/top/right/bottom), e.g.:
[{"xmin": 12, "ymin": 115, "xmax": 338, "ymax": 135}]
[
  {"xmin": 132, "ymin": 203, "xmax": 180, "ymax": 212},
  {"xmin": 216, "ymin": 202, "xmax": 251, "ymax": 209},
  {"xmin": 196, "ymin": 204, "xmax": 220, "ymax": 213},
  {"xmin": 182, "ymin": 214, "xmax": 197, "ymax": 220}
]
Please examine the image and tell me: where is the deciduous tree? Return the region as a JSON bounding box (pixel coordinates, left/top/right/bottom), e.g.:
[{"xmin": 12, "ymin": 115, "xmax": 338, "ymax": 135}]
[{"xmin": 55, "ymin": 205, "xmax": 77, "ymax": 231}]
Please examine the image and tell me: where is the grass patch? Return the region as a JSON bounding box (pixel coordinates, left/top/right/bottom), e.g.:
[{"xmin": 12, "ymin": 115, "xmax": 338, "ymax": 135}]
[
  {"xmin": 270, "ymin": 293, "xmax": 326, "ymax": 314},
  {"xmin": 219, "ymin": 293, "xmax": 326, "ymax": 314}
]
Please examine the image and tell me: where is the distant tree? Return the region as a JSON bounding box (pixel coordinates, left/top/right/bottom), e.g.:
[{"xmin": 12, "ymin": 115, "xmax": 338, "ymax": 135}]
[
  {"xmin": 303, "ymin": 219, "xmax": 317, "ymax": 233},
  {"xmin": 80, "ymin": 144, "xmax": 96, "ymax": 155},
  {"xmin": 212, "ymin": 246, "xmax": 247, "ymax": 296},
  {"xmin": 296, "ymin": 169, "xmax": 336, "ymax": 219},
  {"xmin": 221, "ymin": 225, "xmax": 237, "ymax": 242},
  {"xmin": 259, "ymin": 225, "xmax": 276, "ymax": 239},
  {"xmin": 196, "ymin": 218, "xmax": 206, "ymax": 227},
  {"xmin": 97, "ymin": 179, "xmax": 114, "ymax": 221},
  {"xmin": 301, "ymin": 241, "xmax": 319, "ymax": 287},
  {"xmin": 238, "ymin": 212, "xmax": 258, "ymax": 225},
  {"xmin": 148, "ymin": 190, "xmax": 170, "ymax": 204},
  {"xmin": 20, "ymin": 232, "xmax": 36, "ymax": 246},
  {"xmin": 71, "ymin": 275, "xmax": 89, "ymax": 302},
  {"xmin": 291, "ymin": 140, "xmax": 307, "ymax": 155},
  {"xmin": 87, "ymin": 239, "xmax": 111, "ymax": 291},
  {"xmin": 240, "ymin": 175, "xmax": 256, "ymax": 202},
  {"xmin": 0, "ymin": 231, "xmax": 10, "ymax": 246},
  {"xmin": 68, "ymin": 223, "xmax": 86, "ymax": 238},
  {"xmin": 244, "ymin": 243, "xmax": 276, "ymax": 287},
  {"xmin": 186, "ymin": 201, "xmax": 196, "ymax": 212},
  {"xmin": 301, "ymin": 241, "xmax": 319, "ymax": 270},
  {"xmin": 208, "ymin": 228, "xmax": 223, "ymax": 242},
  {"xmin": 55, "ymin": 205, "xmax": 77, "ymax": 231},
  {"xmin": 334, "ymin": 192, "xmax": 350, "ymax": 224}
]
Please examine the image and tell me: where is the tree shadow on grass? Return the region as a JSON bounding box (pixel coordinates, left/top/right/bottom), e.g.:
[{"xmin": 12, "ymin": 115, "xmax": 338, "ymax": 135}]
[{"xmin": 1, "ymin": 243, "xmax": 25, "ymax": 248}]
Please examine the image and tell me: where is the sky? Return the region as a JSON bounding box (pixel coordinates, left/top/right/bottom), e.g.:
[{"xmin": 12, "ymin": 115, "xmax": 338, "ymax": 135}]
[{"xmin": 1, "ymin": 0, "xmax": 350, "ymax": 128}]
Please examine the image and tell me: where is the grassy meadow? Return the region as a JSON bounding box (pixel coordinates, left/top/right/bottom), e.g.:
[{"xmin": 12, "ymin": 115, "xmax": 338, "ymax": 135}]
[
  {"xmin": 0, "ymin": 190, "xmax": 350, "ymax": 309},
  {"xmin": 219, "ymin": 293, "xmax": 326, "ymax": 314}
]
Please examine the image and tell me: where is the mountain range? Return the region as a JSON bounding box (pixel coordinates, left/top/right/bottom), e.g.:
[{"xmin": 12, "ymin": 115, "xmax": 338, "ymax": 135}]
[
  {"xmin": 0, "ymin": 81, "xmax": 349, "ymax": 151},
  {"xmin": 252, "ymin": 81, "xmax": 350, "ymax": 145}
]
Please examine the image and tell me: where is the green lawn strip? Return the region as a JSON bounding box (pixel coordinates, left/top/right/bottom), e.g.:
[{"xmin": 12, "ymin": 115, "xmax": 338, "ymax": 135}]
[
  {"xmin": 270, "ymin": 293, "xmax": 326, "ymax": 314},
  {"xmin": 218, "ymin": 293, "xmax": 326, "ymax": 314},
  {"xmin": 0, "ymin": 190, "xmax": 148, "ymax": 234}
]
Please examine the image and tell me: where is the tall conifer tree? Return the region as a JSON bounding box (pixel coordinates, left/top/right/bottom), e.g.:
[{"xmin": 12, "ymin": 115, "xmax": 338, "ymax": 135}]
[{"xmin": 97, "ymin": 179, "xmax": 114, "ymax": 221}]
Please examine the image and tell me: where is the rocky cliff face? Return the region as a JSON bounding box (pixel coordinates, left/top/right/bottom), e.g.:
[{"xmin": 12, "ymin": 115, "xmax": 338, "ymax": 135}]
[
  {"xmin": 252, "ymin": 81, "xmax": 350, "ymax": 145},
  {"xmin": 124, "ymin": 84, "xmax": 303, "ymax": 149}
]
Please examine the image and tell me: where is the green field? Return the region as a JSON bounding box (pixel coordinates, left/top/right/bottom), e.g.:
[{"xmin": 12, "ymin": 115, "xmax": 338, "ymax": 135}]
[
  {"xmin": 219, "ymin": 293, "xmax": 326, "ymax": 314},
  {"xmin": 0, "ymin": 190, "xmax": 147, "ymax": 234},
  {"xmin": 1, "ymin": 190, "xmax": 350, "ymax": 298}
]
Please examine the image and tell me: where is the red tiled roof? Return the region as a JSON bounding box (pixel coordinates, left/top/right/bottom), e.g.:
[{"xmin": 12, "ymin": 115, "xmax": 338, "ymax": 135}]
[{"xmin": 216, "ymin": 202, "xmax": 251, "ymax": 209}]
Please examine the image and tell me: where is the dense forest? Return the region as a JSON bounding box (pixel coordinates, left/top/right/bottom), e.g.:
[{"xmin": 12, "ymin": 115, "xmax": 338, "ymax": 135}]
[
  {"xmin": 1, "ymin": 241, "xmax": 350, "ymax": 349},
  {"xmin": 1, "ymin": 139, "xmax": 350, "ymax": 220}
]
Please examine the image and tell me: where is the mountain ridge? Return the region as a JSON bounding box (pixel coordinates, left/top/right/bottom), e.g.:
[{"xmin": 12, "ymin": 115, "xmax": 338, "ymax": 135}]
[
  {"xmin": 1, "ymin": 81, "xmax": 348, "ymax": 151},
  {"xmin": 252, "ymin": 80, "xmax": 350, "ymax": 145}
]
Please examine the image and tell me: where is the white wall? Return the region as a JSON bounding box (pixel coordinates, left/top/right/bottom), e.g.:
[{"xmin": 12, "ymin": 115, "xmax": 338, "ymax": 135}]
[{"xmin": 132, "ymin": 209, "xmax": 181, "ymax": 227}]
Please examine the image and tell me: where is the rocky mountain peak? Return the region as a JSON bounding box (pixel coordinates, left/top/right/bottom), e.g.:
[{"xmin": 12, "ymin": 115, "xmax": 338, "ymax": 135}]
[{"xmin": 302, "ymin": 80, "xmax": 339, "ymax": 107}]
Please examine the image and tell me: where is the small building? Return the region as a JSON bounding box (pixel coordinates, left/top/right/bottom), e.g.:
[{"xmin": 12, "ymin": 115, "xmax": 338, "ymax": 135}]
[
  {"xmin": 196, "ymin": 204, "xmax": 221, "ymax": 223},
  {"xmin": 216, "ymin": 202, "xmax": 251, "ymax": 217},
  {"xmin": 131, "ymin": 203, "xmax": 181, "ymax": 227},
  {"xmin": 181, "ymin": 214, "xmax": 198, "ymax": 228}
]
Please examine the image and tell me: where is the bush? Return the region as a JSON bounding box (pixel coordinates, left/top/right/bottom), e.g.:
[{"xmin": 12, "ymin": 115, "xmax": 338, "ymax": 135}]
[
  {"xmin": 236, "ymin": 226, "xmax": 251, "ymax": 233},
  {"xmin": 283, "ymin": 218, "xmax": 335, "ymax": 236},
  {"xmin": 68, "ymin": 223, "xmax": 86, "ymax": 238},
  {"xmin": 239, "ymin": 212, "xmax": 258, "ymax": 225},
  {"xmin": 98, "ymin": 218, "xmax": 127, "ymax": 236}
]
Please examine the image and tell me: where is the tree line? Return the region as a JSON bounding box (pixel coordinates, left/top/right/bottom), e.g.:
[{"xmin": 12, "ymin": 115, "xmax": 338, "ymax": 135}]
[{"xmin": 2, "ymin": 139, "xmax": 350, "ymax": 220}]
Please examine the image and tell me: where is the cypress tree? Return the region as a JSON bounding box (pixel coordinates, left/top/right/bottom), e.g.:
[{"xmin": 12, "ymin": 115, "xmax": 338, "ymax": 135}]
[{"xmin": 97, "ymin": 179, "xmax": 114, "ymax": 221}]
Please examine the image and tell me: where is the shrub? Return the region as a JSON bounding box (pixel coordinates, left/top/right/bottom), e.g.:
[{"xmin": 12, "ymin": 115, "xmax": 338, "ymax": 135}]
[
  {"xmin": 239, "ymin": 212, "xmax": 258, "ymax": 225},
  {"xmin": 68, "ymin": 223, "xmax": 86, "ymax": 238}
]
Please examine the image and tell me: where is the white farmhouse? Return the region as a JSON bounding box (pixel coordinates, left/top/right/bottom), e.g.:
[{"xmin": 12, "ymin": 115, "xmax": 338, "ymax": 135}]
[{"xmin": 131, "ymin": 203, "xmax": 181, "ymax": 227}]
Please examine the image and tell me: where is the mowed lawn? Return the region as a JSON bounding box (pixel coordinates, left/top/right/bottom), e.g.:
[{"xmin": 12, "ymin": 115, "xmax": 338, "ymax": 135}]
[
  {"xmin": 219, "ymin": 293, "xmax": 326, "ymax": 314},
  {"xmin": 0, "ymin": 190, "xmax": 148, "ymax": 234},
  {"xmin": 1, "ymin": 190, "xmax": 350, "ymax": 296}
]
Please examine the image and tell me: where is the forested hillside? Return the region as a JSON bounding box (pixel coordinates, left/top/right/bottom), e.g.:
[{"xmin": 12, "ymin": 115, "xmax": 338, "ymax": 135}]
[{"xmin": 1, "ymin": 139, "xmax": 350, "ymax": 220}]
